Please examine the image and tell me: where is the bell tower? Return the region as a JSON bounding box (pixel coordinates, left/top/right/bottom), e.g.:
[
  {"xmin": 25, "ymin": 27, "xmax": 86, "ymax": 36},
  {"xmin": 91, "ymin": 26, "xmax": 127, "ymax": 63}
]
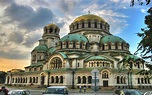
[{"xmin": 42, "ymin": 23, "xmax": 60, "ymax": 48}]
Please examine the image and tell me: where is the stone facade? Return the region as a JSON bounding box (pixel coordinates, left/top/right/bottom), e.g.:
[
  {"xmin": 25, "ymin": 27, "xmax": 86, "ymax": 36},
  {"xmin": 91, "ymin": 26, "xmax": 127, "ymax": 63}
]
[{"xmin": 5, "ymin": 14, "xmax": 151, "ymax": 89}]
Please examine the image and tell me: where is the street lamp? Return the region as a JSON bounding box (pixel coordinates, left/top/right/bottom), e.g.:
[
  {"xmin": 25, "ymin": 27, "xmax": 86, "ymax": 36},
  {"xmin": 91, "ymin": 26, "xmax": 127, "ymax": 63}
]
[
  {"xmin": 47, "ymin": 71, "xmax": 50, "ymax": 87},
  {"xmin": 72, "ymin": 70, "xmax": 75, "ymax": 89}
]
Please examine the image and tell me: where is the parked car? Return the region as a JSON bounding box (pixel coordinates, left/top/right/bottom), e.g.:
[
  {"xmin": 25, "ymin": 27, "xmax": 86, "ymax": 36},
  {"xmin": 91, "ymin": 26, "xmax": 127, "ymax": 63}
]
[
  {"xmin": 113, "ymin": 89, "xmax": 142, "ymax": 95},
  {"xmin": 143, "ymin": 91, "xmax": 152, "ymax": 95},
  {"xmin": 8, "ymin": 90, "xmax": 31, "ymax": 95},
  {"xmin": 42, "ymin": 86, "xmax": 69, "ymax": 95}
]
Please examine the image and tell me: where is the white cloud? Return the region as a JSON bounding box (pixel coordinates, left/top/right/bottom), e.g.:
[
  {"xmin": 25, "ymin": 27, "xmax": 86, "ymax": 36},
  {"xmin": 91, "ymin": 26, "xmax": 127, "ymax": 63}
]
[
  {"xmin": 55, "ymin": 15, "xmax": 77, "ymax": 37},
  {"xmin": 141, "ymin": 8, "xmax": 147, "ymax": 13},
  {"xmin": 81, "ymin": 3, "xmax": 128, "ymax": 34}
]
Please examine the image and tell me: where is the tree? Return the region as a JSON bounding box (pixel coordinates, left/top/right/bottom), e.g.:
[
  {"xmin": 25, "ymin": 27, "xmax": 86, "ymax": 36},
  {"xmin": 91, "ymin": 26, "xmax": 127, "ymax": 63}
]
[
  {"xmin": 0, "ymin": 71, "xmax": 6, "ymax": 83},
  {"xmin": 136, "ymin": 7, "xmax": 152, "ymax": 60},
  {"xmin": 130, "ymin": 0, "xmax": 151, "ymax": 6},
  {"xmin": 117, "ymin": 55, "xmax": 143, "ymax": 88}
]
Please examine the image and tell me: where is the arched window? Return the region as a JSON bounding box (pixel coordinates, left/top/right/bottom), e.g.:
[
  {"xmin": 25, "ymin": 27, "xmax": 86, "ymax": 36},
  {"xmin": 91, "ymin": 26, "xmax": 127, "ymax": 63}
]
[
  {"xmin": 88, "ymin": 76, "xmax": 92, "ymax": 84},
  {"xmin": 121, "ymin": 43, "xmax": 124, "ymax": 50},
  {"xmin": 137, "ymin": 62, "xmax": 140, "ymax": 68},
  {"xmin": 102, "ymin": 71, "xmax": 108, "ymax": 78},
  {"xmin": 108, "ymin": 43, "xmax": 111, "ymax": 49},
  {"xmin": 29, "ymin": 77, "xmax": 32, "ymax": 83},
  {"xmin": 50, "ymin": 57, "xmax": 62, "ymax": 69},
  {"xmin": 117, "ymin": 76, "xmax": 120, "ymax": 84},
  {"xmin": 148, "ymin": 78, "xmax": 150, "ymax": 84},
  {"xmin": 60, "ymin": 76, "xmax": 63, "ymax": 83},
  {"xmin": 95, "ymin": 22, "xmax": 97, "ymax": 28},
  {"xmin": 60, "ymin": 42, "xmax": 62, "ymax": 49},
  {"xmin": 138, "ymin": 78, "xmax": 140, "ymax": 84},
  {"xmin": 121, "ymin": 77, "xmax": 123, "ymax": 84},
  {"xmin": 55, "ymin": 76, "xmax": 59, "ymax": 83},
  {"xmin": 102, "ymin": 44, "xmax": 105, "ymax": 50},
  {"xmin": 82, "ymin": 76, "xmax": 86, "ymax": 83},
  {"xmin": 115, "ymin": 43, "xmax": 118, "ymax": 49},
  {"xmin": 15, "ymin": 78, "xmax": 17, "ymax": 83},
  {"xmin": 77, "ymin": 76, "xmax": 81, "ymax": 84},
  {"xmin": 145, "ymin": 78, "xmax": 147, "ymax": 84},
  {"xmin": 82, "ymin": 22, "xmax": 84, "ymax": 28},
  {"xmin": 33, "ymin": 77, "xmax": 35, "ymax": 83},
  {"xmin": 141, "ymin": 78, "xmax": 144, "ymax": 84},
  {"xmin": 97, "ymin": 62, "xmax": 99, "ymax": 67},
  {"xmin": 55, "ymin": 28, "xmax": 58, "ymax": 34},
  {"xmin": 23, "ymin": 78, "xmax": 25, "ymax": 83},
  {"xmin": 80, "ymin": 42, "xmax": 83, "ymax": 49},
  {"xmin": 76, "ymin": 23, "xmax": 79, "ymax": 29},
  {"xmin": 51, "ymin": 76, "xmax": 54, "ymax": 83},
  {"xmin": 123, "ymin": 77, "xmax": 126, "ymax": 84},
  {"xmin": 66, "ymin": 41, "xmax": 69, "ymax": 48},
  {"xmin": 25, "ymin": 78, "xmax": 27, "ymax": 83},
  {"xmin": 20, "ymin": 78, "xmax": 22, "ymax": 83},
  {"xmin": 73, "ymin": 41, "xmax": 76, "ymax": 49},
  {"xmin": 36, "ymin": 77, "xmax": 38, "ymax": 83},
  {"xmin": 88, "ymin": 21, "xmax": 91, "ymax": 28},
  {"xmin": 49, "ymin": 28, "xmax": 53, "ymax": 33},
  {"xmin": 100, "ymin": 23, "xmax": 102, "ymax": 29}
]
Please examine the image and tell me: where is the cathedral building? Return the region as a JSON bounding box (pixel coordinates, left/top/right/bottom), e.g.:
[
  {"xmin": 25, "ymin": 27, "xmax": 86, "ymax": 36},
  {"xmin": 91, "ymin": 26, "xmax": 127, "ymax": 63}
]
[{"xmin": 5, "ymin": 14, "xmax": 151, "ymax": 89}]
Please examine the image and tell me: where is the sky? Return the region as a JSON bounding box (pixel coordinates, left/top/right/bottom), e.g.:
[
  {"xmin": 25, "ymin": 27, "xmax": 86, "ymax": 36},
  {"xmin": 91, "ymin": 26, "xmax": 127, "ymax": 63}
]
[{"xmin": 0, "ymin": 0, "xmax": 151, "ymax": 72}]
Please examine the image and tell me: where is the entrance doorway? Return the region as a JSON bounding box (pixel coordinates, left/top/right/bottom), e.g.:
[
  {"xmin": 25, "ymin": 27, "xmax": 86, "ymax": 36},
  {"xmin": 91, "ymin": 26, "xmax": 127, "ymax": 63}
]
[
  {"xmin": 103, "ymin": 80, "xmax": 108, "ymax": 87},
  {"xmin": 41, "ymin": 76, "xmax": 45, "ymax": 86}
]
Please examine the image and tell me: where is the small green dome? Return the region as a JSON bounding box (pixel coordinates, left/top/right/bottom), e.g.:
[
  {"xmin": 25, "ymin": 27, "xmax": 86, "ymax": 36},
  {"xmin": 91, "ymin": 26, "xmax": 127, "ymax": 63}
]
[
  {"xmin": 100, "ymin": 35, "xmax": 126, "ymax": 43},
  {"xmin": 48, "ymin": 47, "xmax": 56, "ymax": 54},
  {"xmin": 34, "ymin": 45, "xmax": 48, "ymax": 51},
  {"xmin": 60, "ymin": 34, "xmax": 88, "ymax": 42},
  {"xmin": 125, "ymin": 55, "xmax": 140, "ymax": 61},
  {"xmin": 44, "ymin": 23, "xmax": 60, "ymax": 29},
  {"xmin": 73, "ymin": 14, "xmax": 106, "ymax": 23},
  {"xmin": 85, "ymin": 56, "xmax": 110, "ymax": 62}
]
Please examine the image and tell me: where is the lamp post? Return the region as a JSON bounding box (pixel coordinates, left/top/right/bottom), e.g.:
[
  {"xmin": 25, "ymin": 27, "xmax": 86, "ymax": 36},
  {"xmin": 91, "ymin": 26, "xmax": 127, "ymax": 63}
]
[
  {"xmin": 72, "ymin": 70, "xmax": 75, "ymax": 89},
  {"xmin": 47, "ymin": 71, "xmax": 50, "ymax": 87},
  {"xmin": 94, "ymin": 72, "xmax": 97, "ymax": 92}
]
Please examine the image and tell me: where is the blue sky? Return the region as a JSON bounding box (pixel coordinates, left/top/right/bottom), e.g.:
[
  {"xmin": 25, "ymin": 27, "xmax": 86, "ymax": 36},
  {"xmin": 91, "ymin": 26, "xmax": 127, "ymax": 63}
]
[{"xmin": 0, "ymin": 0, "xmax": 151, "ymax": 71}]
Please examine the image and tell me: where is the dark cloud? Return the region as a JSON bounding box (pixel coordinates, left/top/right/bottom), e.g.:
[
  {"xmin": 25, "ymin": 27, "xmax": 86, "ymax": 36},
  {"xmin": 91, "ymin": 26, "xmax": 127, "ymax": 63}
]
[
  {"xmin": 0, "ymin": 0, "xmax": 15, "ymax": 7},
  {"xmin": 31, "ymin": 0, "xmax": 50, "ymax": 7},
  {"xmin": 8, "ymin": 32, "xmax": 24, "ymax": 44},
  {"xmin": 22, "ymin": 33, "xmax": 41, "ymax": 47},
  {"xmin": 4, "ymin": 3, "xmax": 54, "ymax": 31},
  {"xmin": 0, "ymin": 49, "xmax": 30, "ymax": 59},
  {"xmin": 57, "ymin": 0, "xmax": 77, "ymax": 14}
]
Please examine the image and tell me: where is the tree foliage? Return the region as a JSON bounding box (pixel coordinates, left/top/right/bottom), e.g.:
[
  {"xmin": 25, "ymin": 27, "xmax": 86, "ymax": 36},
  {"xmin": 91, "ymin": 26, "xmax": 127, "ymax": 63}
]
[
  {"xmin": 0, "ymin": 71, "xmax": 6, "ymax": 83},
  {"xmin": 136, "ymin": 7, "xmax": 152, "ymax": 60},
  {"xmin": 130, "ymin": 0, "xmax": 151, "ymax": 6},
  {"xmin": 146, "ymin": 63, "xmax": 152, "ymax": 70}
]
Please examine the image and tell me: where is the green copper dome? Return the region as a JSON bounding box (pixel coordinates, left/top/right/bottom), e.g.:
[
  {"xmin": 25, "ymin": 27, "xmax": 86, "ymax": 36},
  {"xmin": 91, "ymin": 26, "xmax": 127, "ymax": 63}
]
[
  {"xmin": 48, "ymin": 47, "xmax": 56, "ymax": 54},
  {"xmin": 34, "ymin": 45, "xmax": 48, "ymax": 51},
  {"xmin": 45, "ymin": 23, "xmax": 59, "ymax": 29},
  {"xmin": 73, "ymin": 14, "xmax": 106, "ymax": 23},
  {"xmin": 85, "ymin": 56, "xmax": 110, "ymax": 62},
  {"xmin": 60, "ymin": 34, "xmax": 88, "ymax": 42},
  {"xmin": 100, "ymin": 35, "xmax": 126, "ymax": 43},
  {"xmin": 125, "ymin": 55, "xmax": 140, "ymax": 61}
]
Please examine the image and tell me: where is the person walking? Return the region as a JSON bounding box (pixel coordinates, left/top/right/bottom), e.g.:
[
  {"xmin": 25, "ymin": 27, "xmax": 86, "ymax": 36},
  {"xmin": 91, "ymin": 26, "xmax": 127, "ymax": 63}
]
[
  {"xmin": 0, "ymin": 86, "xmax": 9, "ymax": 95},
  {"xmin": 83, "ymin": 85, "xmax": 86, "ymax": 92},
  {"xmin": 79, "ymin": 85, "xmax": 82, "ymax": 92}
]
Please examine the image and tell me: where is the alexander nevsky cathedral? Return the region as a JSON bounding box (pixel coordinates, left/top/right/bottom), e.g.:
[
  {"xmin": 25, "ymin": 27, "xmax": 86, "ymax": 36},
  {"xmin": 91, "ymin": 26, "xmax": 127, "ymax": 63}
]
[{"xmin": 5, "ymin": 14, "xmax": 151, "ymax": 89}]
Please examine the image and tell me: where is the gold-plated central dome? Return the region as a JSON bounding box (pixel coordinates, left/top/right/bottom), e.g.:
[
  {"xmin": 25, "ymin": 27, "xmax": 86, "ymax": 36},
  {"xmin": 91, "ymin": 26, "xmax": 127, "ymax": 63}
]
[{"xmin": 73, "ymin": 14, "xmax": 105, "ymax": 23}]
